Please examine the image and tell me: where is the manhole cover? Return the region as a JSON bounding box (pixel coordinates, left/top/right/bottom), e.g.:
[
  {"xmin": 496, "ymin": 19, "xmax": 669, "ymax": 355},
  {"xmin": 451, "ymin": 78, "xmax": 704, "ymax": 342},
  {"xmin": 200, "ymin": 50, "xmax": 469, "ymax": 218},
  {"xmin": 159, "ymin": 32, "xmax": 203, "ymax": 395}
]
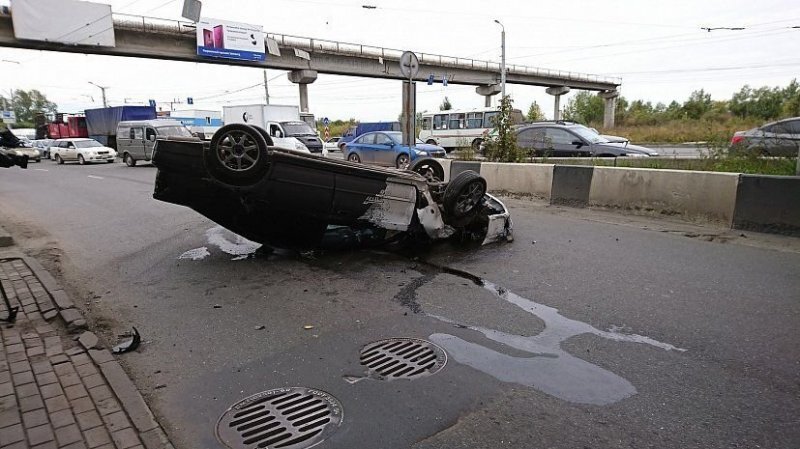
[
  {"xmin": 216, "ymin": 387, "xmax": 343, "ymax": 449},
  {"xmin": 359, "ymin": 338, "xmax": 447, "ymax": 380}
]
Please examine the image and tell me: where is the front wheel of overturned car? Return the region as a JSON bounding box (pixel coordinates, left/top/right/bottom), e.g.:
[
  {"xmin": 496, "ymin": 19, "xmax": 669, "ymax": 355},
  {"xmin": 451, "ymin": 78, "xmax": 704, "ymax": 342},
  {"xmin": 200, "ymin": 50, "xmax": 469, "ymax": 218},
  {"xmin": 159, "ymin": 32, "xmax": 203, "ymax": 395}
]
[
  {"xmin": 443, "ymin": 170, "xmax": 487, "ymax": 218},
  {"xmin": 347, "ymin": 153, "xmax": 361, "ymax": 163},
  {"xmin": 206, "ymin": 124, "xmax": 270, "ymax": 186},
  {"xmin": 409, "ymin": 157, "xmax": 445, "ymax": 182},
  {"xmin": 396, "ymin": 153, "xmax": 411, "ymax": 169}
]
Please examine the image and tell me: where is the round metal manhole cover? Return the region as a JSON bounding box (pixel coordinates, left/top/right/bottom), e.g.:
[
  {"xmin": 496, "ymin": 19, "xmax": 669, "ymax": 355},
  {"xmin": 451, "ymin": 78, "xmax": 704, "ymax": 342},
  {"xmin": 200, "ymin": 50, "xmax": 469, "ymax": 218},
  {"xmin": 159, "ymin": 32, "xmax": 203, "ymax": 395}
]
[
  {"xmin": 216, "ymin": 387, "xmax": 343, "ymax": 449},
  {"xmin": 359, "ymin": 338, "xmax": 447, "ymax": 380}
]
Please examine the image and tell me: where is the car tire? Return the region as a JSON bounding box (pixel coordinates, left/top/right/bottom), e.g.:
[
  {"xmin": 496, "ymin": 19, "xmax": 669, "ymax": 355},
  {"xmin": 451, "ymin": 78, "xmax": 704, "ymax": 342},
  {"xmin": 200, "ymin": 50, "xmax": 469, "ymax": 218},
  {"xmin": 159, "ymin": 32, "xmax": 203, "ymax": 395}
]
[
  {"xmin": 205, "ymin": 124, "xmax": 270, "ymax": 186},
  {"xmin": 347, "ymin": 153, "xmax": 361, "ymax": 163},
  {"xmin": 471, "ymin": 138, "xmax": 483, "ymax": 151},
  {"xmin": 426, "ymin": 139, "xmax": 437, "ymax": 146},
  {"xmin": 124, "ymin": 153, "xmax": 136, "ymax": 167},
  {"xmin": 78, "ymin": 154, "xmax": 86, "ymax": 165},
  {"xmin": 396, "ymin": 153, "xmax": 411, "ymax": 169},
  {"xmin": 409, "ymin": 158, "xmax": 445, "ymax": 182},
  {"xmin": 339, "ymin": 143, "xmax": 347, "ymax": 152},
  {"xmin": 55, "ymin": 154, "xmax": 64, "ymax": 165},
  {"xmin": 443, "ymin": 170, "xmax": 487, "ymax": 218}
]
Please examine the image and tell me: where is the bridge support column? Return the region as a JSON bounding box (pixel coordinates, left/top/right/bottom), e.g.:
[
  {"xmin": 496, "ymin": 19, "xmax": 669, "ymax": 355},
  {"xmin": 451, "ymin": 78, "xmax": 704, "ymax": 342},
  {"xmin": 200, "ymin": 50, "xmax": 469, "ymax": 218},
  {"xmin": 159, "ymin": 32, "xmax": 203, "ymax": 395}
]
[
  {"xmin": 545, "ymin": 86, "xmax": 570, "ymax": 121},
  {"xmin": 476, "ymin": 84, "xmax": 501, "ymax": 107},
  {"xmin": 288, "ymin": 69, "xmax": 318, "ymax": 112},
  {"xmin": 598, "ymin": 90, "xmax": 619, "ymax": 129}
]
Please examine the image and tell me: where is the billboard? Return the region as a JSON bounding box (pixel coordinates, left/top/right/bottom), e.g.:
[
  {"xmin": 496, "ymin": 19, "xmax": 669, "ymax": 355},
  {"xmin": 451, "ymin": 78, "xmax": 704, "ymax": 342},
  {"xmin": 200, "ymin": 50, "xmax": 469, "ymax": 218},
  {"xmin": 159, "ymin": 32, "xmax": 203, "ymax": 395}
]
[
  {"xmin": 10, "ymin": 0, "xmax": 115, "ymax": 47},
  {"xmin": 196, "ymin": 18, "xmax": 265, "ymax": 62}
]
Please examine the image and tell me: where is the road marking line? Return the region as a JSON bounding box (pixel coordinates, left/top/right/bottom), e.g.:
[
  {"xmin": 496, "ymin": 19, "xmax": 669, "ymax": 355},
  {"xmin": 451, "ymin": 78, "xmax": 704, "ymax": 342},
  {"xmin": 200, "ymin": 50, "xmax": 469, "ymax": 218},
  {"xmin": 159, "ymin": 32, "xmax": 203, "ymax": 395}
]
[
  {"xmin": 87, "ymin": 175, "xmax": 105, "ymax": 180},
  {"xmin": 34, "ymin": 168, "xmax": 49, "ymax": 172}
]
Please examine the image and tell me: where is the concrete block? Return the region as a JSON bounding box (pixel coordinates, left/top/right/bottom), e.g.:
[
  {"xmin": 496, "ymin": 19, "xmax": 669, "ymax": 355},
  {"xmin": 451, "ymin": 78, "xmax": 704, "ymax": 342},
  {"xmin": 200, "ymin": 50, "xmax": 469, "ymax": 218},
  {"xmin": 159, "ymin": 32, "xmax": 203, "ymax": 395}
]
[
  {"xmin": 98, "ymin": 361, "xmax": 158, "ymax": 433},
  {"xmin": 0, "ymin": 225, "xmax": 13, "ymax": 247},
  {"xmin": 588, "ymin": 167, "xmax": 739, "ymax": 225},
  {"xmin": 480, "ymin": 163, "xmax": 553, "ymax": 199},
  {"xmin": 51, "ymin": 290, "xmax": 74, "ymax": 310},
  {"xmin": 450, "ymin": 161, "xmax": 482, "ymax": 180},
  {"xmin": 434, "ymin": 158, "xmax": 451, "ymax": 182},
  {"xmin": 733, "ymin": 174, "xmax": 800, "ymax": 236},
  {"xmin": 551, "ymin": 165, "xmax": 594, "ymax": 206}
]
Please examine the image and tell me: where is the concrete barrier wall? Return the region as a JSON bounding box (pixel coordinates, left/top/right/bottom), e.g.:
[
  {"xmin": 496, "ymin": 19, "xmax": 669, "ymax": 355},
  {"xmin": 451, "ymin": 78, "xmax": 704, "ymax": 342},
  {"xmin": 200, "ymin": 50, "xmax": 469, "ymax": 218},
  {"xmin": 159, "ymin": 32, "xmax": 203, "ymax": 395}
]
[
  {"xmin": 589, "ymin": 167, "xmax": 739, "ymax": 225},
  {"xmin": 479, "ymin": 163, "xmax": 553, "ymax": 200},
  {"xmin": 444, "ymin": 161, "xmax": 798, "ymax": 235},
  {"xmin": 733, "ymin": 175, "xmax": 800, "ymax": 236}
]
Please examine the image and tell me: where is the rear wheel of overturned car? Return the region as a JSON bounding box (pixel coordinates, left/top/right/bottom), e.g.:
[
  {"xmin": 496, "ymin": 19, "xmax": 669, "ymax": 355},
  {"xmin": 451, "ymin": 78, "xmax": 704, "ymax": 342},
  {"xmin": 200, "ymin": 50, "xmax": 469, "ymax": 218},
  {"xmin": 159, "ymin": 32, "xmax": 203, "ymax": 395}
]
[
  {"xmin": 396, "ymin": 153, "xmax": 411, "ymax": 169},
  {"xmin": 443, "ymin": 170, "xmax": 487, "ymax": 218},
  {"xmin": 124, "ymin": 153, "xmax": 136, "ymax": 167},
  {"xmin": 409, "ymin": 157, "xmax": 445, "ymax": 182},
  {"xmin": 206, "ymin": 124, "xmax": 270, "ymax": 186},
  {"xmin": 347, "ymin": 153, "xmax": 361, "ymax": 163}
]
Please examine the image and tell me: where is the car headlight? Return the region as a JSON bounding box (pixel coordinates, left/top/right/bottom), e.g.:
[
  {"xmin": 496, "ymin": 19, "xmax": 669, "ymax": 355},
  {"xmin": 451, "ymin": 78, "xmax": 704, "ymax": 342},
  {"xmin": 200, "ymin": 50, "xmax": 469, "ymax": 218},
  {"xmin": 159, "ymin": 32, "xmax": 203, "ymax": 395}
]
[
  {"xmin": 295, "ymin": 141, "xmax": 308, "ymax": 151},
  {"xmin": 414, "ymin": 149, "xmax": 428, "ymax": 155}
]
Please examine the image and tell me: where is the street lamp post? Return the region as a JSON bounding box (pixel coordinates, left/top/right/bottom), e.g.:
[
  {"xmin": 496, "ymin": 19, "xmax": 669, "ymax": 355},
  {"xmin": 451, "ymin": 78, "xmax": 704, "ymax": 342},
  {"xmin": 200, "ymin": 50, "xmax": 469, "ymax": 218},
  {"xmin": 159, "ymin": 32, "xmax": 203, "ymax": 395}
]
[
  {"xmin": 88, "ymin": 82, "xmax": 108, "ymax": 107},
  {"xmin": 494, "ymin": 19, "xmax": 506, "ymax": 102}
]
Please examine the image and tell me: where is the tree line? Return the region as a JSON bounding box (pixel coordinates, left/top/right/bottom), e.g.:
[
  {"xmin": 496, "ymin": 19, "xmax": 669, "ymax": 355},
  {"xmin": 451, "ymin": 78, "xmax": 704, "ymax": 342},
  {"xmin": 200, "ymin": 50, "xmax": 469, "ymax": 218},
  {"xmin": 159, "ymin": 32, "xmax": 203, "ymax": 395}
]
[
  {"xmin": 0, "ymin": 89, "xmax": 58, "ymax": 128},
  {"xmin": 561, "ymin": 79, "xmax": 800, "ymax": 127}
]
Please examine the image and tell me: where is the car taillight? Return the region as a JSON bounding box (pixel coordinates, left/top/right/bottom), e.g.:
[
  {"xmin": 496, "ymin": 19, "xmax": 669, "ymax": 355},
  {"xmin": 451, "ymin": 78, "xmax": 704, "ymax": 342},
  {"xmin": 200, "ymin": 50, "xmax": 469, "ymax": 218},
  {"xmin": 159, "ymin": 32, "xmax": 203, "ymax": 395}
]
[{"xmin": 731, "ymin": 135, "xmax": 745, "ymax": 145}]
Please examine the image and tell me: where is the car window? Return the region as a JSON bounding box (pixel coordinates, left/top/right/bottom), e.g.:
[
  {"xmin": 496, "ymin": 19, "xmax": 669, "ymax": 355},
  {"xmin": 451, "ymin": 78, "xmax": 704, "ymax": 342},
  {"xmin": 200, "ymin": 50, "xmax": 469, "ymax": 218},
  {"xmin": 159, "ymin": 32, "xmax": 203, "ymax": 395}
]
[
  {"xmin": 422, "ymin": 117, "xmax": 432, "ymax": 130},
  {"xmin": 58, "ymin": 141, "xmax": 69, "ymax": 148},
  {"xmin": 483, "ymin": 111, "xmax": 499, "ymax": 128},
  {"xmin": 787, "ymin": 120, "xmax": 800, "ymax": 135},
  {"xmin": 375, "ymin": 133, "xmax": 394, "ymax": 146},
  {"xmin": 448, "ymin": 113, "xmax": 465, "ymax": 130},
  {"xmin": 544, "ymin": 128, "xmax": 577, "ymax": 145},
  {"xmin": 355, "ymin": 134, "xmax": 375, "ymax": 145},
  {"xmin": 433, "ymin": 114, "xmax": 448, "ymax": 130},
  {"xmin": 517, "ymin": 129, "xmax": 546, "ymax": 148},
  {"xmin": 467, "ymin": 112, "xmax": 483, "ymax": 129},
  {"xmin": 119, "ymin": 127, "xmax": 130, "ymax": 139},
  {"xmin": 772, "ymin": 120, "xmax": 800, "ymax": 135}
]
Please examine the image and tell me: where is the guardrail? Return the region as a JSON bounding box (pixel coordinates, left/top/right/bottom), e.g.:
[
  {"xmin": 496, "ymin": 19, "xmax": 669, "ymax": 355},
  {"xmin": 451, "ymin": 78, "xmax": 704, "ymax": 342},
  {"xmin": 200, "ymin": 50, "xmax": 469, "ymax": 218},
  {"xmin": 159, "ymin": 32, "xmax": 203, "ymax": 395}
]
[{"xmin": 110, "ymin": 13, "xmax": 621, "ymax": 86}]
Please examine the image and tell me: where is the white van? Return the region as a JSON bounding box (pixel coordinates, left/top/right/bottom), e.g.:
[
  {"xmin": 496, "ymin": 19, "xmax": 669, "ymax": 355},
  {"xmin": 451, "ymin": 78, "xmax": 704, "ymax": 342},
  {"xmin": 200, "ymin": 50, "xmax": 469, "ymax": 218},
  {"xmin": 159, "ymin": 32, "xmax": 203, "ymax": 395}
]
[{"xmin": 116, "ymin": 120, "xmax": 195, "ymax": 166}]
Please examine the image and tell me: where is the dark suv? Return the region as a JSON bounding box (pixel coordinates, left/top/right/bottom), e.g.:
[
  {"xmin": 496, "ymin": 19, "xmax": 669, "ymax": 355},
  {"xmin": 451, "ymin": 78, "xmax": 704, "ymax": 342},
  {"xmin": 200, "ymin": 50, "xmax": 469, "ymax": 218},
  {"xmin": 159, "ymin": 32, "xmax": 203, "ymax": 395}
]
[{"xmin": 515, "ymin": 122, "xmax": 657, "ymax": 157}]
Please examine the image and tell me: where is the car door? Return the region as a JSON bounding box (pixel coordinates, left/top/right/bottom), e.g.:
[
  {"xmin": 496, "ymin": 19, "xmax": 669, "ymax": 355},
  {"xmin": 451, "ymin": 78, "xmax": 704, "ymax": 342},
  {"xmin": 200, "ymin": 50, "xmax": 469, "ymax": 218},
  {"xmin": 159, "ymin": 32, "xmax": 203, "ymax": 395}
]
[
  {"xmin": 517, "ymin": 128, "xmax": 547, "ymax": 156},
  {"xmin": 62, "ymin": 141, "xmax": 77, "ymax": 160},
  {"xmin": 544, "ymin": 128, "xmax": 583, "ymax": 157},
  {"xmin": 130, "ymin": 127, "xmax": 145, "ymax": 159},
  {"xmin": 352, "ymin": 133, "xmax": 376, "ymax": 163},
  {"xmin": 144, "ymin": 127, "xmax": 157, "ymax": 160},
  {"xmin": 768, "ymin": 119, "xmax": 800, "ymax": 157},
  {"xmin": 372, "ymin": 133, "xmax": 396, "ymax": 166}
]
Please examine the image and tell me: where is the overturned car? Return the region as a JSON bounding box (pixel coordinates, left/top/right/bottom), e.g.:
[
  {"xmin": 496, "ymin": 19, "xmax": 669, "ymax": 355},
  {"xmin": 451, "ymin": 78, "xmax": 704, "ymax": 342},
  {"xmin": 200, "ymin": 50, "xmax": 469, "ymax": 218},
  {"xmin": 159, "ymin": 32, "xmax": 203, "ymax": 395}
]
[{"xmin": 152, "ymin": 124, "xmax": 512, "ymax": 249}]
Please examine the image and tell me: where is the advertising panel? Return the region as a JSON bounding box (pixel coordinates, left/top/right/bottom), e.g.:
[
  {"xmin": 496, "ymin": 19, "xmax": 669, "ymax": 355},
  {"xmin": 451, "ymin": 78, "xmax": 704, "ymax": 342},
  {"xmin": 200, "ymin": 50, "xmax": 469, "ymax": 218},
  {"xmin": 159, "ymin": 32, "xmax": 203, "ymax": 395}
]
[
  {"xmin": 196, "ymin": 18, "xmax": 265, "ymax": 62},
  {"xmin": 10, "ymin": 0, "xmax": 115, "ymax": 47}
]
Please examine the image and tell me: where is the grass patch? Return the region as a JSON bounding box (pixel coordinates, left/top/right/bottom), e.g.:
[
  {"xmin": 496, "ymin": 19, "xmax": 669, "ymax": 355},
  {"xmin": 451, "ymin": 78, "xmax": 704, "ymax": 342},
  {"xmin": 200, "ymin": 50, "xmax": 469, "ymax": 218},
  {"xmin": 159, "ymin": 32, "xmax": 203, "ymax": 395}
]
[{"xmin": 596, "ymin": 118, "xmax": 762, "ymax": 144}]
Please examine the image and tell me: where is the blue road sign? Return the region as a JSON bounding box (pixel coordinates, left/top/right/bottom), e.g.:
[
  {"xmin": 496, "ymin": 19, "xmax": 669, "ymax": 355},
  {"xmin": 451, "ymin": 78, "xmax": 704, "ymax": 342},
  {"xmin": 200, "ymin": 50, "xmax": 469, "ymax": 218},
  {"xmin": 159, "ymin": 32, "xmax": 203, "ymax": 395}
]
[
  {"xmin": 323, "ymin": 117, "xmax": 329, "ymax": 126},
  {"xmin": 187, "ymin": 97, "xmax": 194, "ymax": 105},
  {"xmin": 148, "ymin": 99, "xmax": 156, "ymax": 108},
  {"xmin": 427, "ymin": 74, "xmax": 434, "ymax": 85}
]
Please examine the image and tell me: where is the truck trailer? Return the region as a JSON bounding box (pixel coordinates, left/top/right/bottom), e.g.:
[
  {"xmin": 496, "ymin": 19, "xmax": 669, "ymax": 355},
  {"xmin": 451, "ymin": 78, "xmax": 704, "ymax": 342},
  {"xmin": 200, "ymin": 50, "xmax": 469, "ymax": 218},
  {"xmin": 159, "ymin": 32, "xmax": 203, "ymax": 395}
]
[{"xmin": 85, "ymin": 106, "xmax": 156, "ymax": 149}]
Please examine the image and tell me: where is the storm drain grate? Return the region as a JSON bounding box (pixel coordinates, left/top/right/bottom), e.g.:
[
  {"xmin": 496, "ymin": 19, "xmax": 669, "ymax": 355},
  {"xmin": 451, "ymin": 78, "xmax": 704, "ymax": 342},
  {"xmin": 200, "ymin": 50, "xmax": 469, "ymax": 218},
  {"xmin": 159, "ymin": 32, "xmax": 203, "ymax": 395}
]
[
  {"xmin": 216, "ymin": 387, "xmax": 343, "ymax": 449},
  {"xmin": 359, "ymin": 338, "xmax": 447, "ymax": 380}
]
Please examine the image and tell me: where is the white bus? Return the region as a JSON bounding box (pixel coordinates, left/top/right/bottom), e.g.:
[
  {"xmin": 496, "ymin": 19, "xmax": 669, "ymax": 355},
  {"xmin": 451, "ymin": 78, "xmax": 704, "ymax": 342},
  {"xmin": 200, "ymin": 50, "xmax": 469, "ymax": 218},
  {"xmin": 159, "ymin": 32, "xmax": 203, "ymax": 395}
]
[{"xmin": 418, "ymin": 107, "xmax": 524, "ymax": 151}]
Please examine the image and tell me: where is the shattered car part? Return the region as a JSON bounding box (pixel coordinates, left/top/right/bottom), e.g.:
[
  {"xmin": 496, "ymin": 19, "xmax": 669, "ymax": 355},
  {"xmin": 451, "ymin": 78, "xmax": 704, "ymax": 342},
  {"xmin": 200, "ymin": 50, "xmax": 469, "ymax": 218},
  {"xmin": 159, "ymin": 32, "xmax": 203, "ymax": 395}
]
[
  {"xmin": 151, "ymin": 124, "xmax": 512, "ymax": 248},
  {"xmin": 112, "ymin": 327, "xmax": 141, "ymax": 354}
]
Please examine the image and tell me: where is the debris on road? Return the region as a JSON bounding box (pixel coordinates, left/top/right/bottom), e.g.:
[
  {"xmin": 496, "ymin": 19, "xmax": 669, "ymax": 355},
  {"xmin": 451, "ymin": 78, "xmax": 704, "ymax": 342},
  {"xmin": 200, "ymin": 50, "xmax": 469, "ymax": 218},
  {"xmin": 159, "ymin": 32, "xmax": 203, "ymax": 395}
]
[{"xmin": 112, "ymin": 326, "xmax": 141, "ymax": 354}]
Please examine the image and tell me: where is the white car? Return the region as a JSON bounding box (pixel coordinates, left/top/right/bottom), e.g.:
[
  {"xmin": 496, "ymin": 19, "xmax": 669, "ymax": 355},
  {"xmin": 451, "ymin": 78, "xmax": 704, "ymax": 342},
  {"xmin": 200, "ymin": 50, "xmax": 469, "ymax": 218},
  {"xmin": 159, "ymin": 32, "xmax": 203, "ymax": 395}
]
[
  {"xmin": 323, "ymin": 136, "xmax": 341, "ymax": 152},
  {"xmin": 50, "ymin": 138, "xmax": 117, "ymax": 165}
]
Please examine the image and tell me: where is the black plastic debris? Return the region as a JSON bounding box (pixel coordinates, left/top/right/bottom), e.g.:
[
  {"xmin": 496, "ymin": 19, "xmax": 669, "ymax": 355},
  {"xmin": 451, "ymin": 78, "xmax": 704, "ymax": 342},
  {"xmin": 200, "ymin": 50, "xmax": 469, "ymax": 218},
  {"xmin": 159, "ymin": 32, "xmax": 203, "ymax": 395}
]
[{"xmin": 112, "ymin": 327, "xmax": 141, "ymax": 354}]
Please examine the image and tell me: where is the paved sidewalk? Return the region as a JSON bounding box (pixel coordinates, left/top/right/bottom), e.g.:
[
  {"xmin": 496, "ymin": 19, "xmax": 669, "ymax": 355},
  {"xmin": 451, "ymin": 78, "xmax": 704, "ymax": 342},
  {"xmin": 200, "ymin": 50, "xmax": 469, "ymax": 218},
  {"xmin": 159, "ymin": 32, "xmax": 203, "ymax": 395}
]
[{"xmin": 0, "ymin": 255, "xmax": 173, "ymax": 449}]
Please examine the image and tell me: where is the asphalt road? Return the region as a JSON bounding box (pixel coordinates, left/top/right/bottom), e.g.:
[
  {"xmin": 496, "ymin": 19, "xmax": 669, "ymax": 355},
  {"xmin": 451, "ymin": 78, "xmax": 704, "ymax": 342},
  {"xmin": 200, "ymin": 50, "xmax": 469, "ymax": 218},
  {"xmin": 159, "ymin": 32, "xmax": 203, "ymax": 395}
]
[{"xmin": 1, "ymin": 160, "xmax": 798, "ymax": 449}]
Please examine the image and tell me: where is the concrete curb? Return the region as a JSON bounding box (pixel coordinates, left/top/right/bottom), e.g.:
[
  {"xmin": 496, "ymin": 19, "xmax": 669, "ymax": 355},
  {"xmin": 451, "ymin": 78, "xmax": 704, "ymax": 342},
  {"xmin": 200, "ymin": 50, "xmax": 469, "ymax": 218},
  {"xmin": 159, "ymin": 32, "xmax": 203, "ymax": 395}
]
[{"xmin": 1, "ymin": 253, "xmax": 175, "ymax": 449}]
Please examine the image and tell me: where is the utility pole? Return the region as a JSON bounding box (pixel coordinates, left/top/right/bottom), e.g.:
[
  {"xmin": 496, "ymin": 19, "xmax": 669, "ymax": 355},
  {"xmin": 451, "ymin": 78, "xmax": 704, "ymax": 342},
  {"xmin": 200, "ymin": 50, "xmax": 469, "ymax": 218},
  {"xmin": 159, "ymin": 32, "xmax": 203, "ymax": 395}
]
[
  {"xmin": 88, "ymin": 82, "xmax": 108, "ymax": 107},
  {"xmin": 263, "ymin": 70, "xmax": 270, "ymax": 105},
  {"xmin": 494, "ymin": 19, "xmax": 506, "ymax": 101}
]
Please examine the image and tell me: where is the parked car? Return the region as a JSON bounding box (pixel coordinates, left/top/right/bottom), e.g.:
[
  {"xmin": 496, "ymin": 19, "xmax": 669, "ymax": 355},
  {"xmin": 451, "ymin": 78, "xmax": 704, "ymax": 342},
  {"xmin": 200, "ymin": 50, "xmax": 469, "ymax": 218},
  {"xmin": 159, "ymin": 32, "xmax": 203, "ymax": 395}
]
[
  {"xmin": 730, "ymin": 117, "xmax": 800, "ymax": 157},
  {"xmin": 514, "ymin": 122, "xmax": 658, "ymax": 157},
  {"xmin": 151, "ymin": 124, "xmax": 512, "ymax": 249},
  {"xmin": 31, "ymin": 139, "xmax": 54, "ymax": 159},
  {"xmin": 324, "ymin": 136, "xmax": 342, "ymax": 152},
  {"xmin": 344, "ymin": 131, "xmax": 446, "ymax": 168},
  {"xmin": 50, "ymin": 138, "xmax": 117, "ymax": 164}
]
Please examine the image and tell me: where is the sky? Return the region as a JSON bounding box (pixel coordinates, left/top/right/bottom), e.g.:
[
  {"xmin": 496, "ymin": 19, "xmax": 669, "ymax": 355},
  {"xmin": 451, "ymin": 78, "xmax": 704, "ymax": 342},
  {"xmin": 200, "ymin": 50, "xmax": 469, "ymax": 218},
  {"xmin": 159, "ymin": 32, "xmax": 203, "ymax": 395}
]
[{"xmin": 1, "ymin": 0, "xmax": 799, "ymax": 122}]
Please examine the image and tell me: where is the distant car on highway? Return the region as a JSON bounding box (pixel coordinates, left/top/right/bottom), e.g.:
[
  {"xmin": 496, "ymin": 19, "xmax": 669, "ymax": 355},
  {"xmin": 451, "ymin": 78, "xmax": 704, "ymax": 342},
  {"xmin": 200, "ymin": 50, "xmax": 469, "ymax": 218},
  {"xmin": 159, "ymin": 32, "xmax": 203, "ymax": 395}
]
[
  {"xmin": 50, "ymin": 138, "xmax": 117, "ymax": 165},
  {"xmin": 344, "ymin": 131, "xmax": 446, "ymax": 168},
  {"xmin": 514, "ymin": 122, "xmax": 658, "ymax": 157},
  {"xmin": 1, "ymin": 146, "xmax": 41, "ymax": 163},
  {"xmin": 31, "ymin": 139, "xmax": 54, "ymax": 159},
  {"xmin": 324, "ymin": 136, "xmax": 342, "ymax": 152},
  {"xmin": 730, "ymin": 117, "xmax": 800, "ymax": 157}
]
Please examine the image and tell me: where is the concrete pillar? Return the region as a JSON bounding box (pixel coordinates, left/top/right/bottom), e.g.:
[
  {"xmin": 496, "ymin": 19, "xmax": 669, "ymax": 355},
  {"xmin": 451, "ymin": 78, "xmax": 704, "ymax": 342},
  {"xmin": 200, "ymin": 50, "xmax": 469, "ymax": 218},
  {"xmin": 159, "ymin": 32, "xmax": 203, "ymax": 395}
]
[
  {"xmin": 598, "ymin": 90, "xmax": 619, "ymax": 129},
  {"xmin": 288, "ymin": 69, "xmax": 318, "ymax": 113},
  {"xmin": 476, "ymin": 84, "xmax": 501, "ymax": 108},
  {"xmin": 545, "ymin": 86, "xmax": 570, "ymax": 121}
]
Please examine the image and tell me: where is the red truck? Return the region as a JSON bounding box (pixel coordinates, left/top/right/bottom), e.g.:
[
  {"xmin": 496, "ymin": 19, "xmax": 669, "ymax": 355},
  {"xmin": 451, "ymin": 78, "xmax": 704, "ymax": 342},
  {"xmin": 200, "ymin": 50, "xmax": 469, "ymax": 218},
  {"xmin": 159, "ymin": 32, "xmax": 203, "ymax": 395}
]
[{"xmin": 46, "ymin": 116, "xmax": 88, "ymax": 139}]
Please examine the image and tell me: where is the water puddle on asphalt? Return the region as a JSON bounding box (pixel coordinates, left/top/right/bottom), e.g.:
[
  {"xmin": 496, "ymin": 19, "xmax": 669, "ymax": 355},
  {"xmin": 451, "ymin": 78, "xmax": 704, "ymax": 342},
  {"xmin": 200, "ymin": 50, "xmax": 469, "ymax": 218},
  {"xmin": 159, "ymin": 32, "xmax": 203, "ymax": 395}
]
[
  {"xmin": 424, "ymin": 276, "xmax": 686, "ymax": 405},
  {"xmin": 178, "ymin": 226, "xmax": 262, "ymax": 261}
]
